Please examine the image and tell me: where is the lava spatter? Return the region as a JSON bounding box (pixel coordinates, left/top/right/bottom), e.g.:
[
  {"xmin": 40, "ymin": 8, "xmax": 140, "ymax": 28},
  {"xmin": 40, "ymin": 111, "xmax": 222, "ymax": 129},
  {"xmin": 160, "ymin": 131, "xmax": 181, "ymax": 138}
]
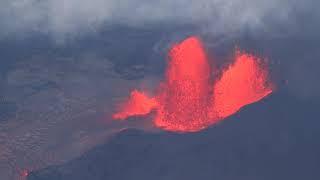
[
  {"xmin": 212, "ymin": 51, "xmax": 273, "ymax": 119},
  {"xmin": 112, "ymin": 90, "xmax": 157, "ymax": 120},
  {"xmin": 113, "ymin": 36, "xmax": 273, "ymax": 132},
  {"xmin": 154, "ymin": 37, "xmax": 212, "ymax": 132}
]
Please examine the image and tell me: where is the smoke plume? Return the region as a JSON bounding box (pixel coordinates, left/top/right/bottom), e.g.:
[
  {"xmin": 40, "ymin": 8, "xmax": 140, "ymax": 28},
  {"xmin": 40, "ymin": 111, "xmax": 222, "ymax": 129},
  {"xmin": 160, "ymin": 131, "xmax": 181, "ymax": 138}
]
[{"xmin": 0, "ymin": 0, "xmax": 318, "ymax": 38}]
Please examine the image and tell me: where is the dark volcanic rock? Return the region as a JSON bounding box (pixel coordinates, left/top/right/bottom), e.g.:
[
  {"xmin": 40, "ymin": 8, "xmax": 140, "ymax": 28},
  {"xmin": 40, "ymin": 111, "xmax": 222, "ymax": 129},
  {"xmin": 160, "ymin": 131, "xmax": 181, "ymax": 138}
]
[
  {"xmin": 28, "ymin": 92, "xmax": 320, "ymax": 180},
  {"xmin": 0, "ymin": 100, "xmax": 17, "ymax": 121}
]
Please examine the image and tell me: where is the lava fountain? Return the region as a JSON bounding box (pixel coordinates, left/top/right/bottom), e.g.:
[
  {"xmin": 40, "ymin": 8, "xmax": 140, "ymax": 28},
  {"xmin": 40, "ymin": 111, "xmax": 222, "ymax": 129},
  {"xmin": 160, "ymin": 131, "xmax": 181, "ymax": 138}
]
[
  {"xmin": 212, "ymin": 51, "xmax": 273, "ymax": 119},
  {"xmin": 113, "ymin": 36, "xmax": 273, "ymax": 132}
]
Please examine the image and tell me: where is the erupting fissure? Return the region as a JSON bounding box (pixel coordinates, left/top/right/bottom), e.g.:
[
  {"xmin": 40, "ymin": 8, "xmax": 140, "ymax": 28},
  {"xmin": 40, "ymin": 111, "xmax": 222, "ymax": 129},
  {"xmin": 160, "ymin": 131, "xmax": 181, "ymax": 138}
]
[{"xmin": 113, "ymin": 36, "xmax": 273, "ymax": 132}]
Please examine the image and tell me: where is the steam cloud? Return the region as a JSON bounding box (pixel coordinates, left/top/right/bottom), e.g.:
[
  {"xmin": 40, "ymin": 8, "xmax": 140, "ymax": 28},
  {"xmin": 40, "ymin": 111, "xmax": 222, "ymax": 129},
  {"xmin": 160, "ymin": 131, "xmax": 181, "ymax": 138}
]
[{"xmin": 0, "ymin": 0, "xmax": 318, "ymax": 38}]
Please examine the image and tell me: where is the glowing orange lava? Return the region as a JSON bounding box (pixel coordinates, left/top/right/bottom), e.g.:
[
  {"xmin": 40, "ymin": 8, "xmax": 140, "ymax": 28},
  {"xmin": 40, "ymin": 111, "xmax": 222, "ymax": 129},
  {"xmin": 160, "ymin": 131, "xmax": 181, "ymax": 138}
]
[
  {"xmin": 212, "ymin": 51, "xmax": 273, "ymax": 119},
  {"xmin": 154, "ymin": 37, "xmax": 211, "ymax": 132},
  {"xmin": 113, "ymin": 36, "xmax": 273, "ymax": 132},
  {"xmin": 113, "ymin": 90, "xmax": 157, "ymax": 120}
]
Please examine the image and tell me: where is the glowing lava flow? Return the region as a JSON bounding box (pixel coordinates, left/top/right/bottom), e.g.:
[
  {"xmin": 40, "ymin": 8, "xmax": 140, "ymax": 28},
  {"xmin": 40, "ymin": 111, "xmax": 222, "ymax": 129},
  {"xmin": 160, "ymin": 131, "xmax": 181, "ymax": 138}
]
[{"xmin": 113, "ymin": 36, "xmax": 273, "ymax": 132}]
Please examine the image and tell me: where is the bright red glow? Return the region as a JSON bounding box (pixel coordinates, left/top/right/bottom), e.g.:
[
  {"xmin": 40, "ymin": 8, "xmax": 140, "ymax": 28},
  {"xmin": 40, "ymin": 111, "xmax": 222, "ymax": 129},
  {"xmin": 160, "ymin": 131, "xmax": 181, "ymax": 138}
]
[
  {"xmin": 212, "ymin": 51, "xmax": 273, "ymax": 119},
  {"xmin": 113, "ymin": 90, "xmax": 157, "ymax": 120},
  {"xmin": 113, "ymin": 36, "xmax": 273, "ymax": 132},
  {"xmin": 22, "ymin": 170, "xmax": 29, "ymax": 177},
  {"xmin": 18, "ymin": 169, "xmax": 29, "ymax": 180},
  {"xmin": 154, "ymin": 37, "xmax": 211, "ymax": 132}
]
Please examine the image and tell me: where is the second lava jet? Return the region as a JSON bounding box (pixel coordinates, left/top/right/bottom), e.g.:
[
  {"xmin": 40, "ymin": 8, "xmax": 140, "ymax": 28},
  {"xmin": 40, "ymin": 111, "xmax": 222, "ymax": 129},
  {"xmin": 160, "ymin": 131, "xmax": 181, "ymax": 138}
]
[{"xmin": 113, "ymin": 36, "xmax": 273, "ymax": 132}]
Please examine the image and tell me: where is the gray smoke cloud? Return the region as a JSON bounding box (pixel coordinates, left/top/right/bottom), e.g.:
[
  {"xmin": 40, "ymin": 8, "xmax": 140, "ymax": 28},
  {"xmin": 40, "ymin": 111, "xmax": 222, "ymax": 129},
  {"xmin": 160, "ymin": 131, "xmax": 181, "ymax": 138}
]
[{"xmin": 0, "ymin": 0, "xmax": 318, "ymax": 38}]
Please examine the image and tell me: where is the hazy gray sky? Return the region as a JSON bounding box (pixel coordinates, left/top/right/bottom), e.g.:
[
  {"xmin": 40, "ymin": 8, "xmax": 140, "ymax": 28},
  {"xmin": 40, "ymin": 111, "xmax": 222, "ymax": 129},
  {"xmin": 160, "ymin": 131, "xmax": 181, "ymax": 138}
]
[{"xmin": 0, "ymin": 0, "xmax": 317, "ymax": 38}]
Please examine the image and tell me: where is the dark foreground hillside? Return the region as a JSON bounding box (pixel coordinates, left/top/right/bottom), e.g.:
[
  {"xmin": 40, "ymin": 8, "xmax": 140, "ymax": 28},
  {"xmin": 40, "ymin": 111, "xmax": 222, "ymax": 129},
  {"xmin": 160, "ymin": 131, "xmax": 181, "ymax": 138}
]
[{"xmin": 27, "ymin": 91, "xmax": 320, "ymax": 180}]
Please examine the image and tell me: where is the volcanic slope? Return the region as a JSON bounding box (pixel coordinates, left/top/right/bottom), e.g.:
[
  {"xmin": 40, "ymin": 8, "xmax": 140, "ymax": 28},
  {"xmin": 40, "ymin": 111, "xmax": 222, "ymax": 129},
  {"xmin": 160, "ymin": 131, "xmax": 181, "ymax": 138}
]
[{"xmin": 28, "ymin": 91, "xmax": 320, "ymax": 180}]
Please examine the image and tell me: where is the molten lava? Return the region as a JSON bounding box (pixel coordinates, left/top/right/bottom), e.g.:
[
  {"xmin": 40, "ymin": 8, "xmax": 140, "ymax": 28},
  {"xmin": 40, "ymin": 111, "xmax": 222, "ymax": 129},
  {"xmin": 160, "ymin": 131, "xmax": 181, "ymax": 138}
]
[
  {"xmin": 154, "ymin": 37, "xmax": 212, "ymax": 132},
  {"xmin": 113, "ymin": 90, "xmax": 157, "ymax": 120},
  {"xmin": 113, "ymin": 36, "xmax": 273, "ymax": 132},
  {"xmin": 212, "ymin": 51, "xmax": 273, "ymax": 119}
]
